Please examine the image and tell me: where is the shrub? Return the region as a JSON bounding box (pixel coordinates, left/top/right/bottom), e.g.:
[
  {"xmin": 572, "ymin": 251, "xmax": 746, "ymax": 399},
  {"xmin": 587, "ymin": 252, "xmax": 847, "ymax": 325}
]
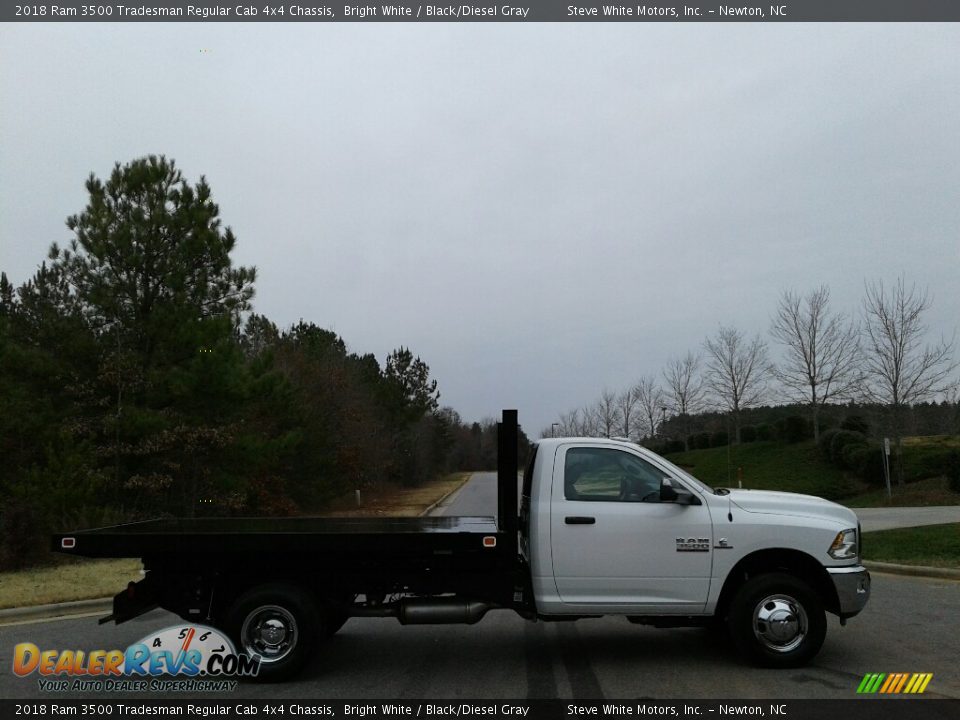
[
  {"xmin": 818, "ymin": 428, "xmax": 841, "ymax": 461},
  {"xmin": 840, "ymin": 415, "xmax": 871, "ymax": 435},
  {"xmin": 841, "ymin": 441, "xmax": 869, "ymax": 471},
  {"xmin": 663, "ymin": 440, "xmax": 686, "ymax": 454},
  {"xmin": 756, "ymin": 424, "xmax": 774, "ymax": 441},
  {"xmin": 776, "ymin": 415, "xmax": 812, "ymax": 444},
  {"xmin": 711, "ymin": 431, "xmax": 729, "ymax": 447},
  {"xmin": 852, "ymin": 442, "xmax": 886, "ymax": 486},
  {"xmin": 691, "ymin": 432, "xmax": 712, "ymax": 450},
  {"xmin": 829, "ymin": 429, "xmax": 867, "ymax": 465},
  {"xmin": 739, "ymin": 425, "xmax": 758, "ymax": 443},
  {"xmin": 901, "ymin": 444, "xmax": 958, "ymax": 483},
  {"xmin": 947, "ymin": 450, "xmax": 960, "ymax": 493}
]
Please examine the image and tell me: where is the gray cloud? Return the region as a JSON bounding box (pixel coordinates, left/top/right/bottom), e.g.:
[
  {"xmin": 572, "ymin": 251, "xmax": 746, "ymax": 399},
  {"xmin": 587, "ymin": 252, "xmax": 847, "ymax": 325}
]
[{"xmin": 2, "ymin": 23, "xmax": 958, "ymax": 433}]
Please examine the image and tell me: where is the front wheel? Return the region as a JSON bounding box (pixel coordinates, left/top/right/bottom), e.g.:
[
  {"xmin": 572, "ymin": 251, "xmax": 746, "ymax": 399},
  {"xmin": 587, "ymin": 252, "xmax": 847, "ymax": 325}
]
[
  {"xmin": 728, "ymin": 573, "xmax": 826, "ymax": 668},
  {"xmin": 225, "ymin": 583, "xmax": 319, "ymax": 682}
]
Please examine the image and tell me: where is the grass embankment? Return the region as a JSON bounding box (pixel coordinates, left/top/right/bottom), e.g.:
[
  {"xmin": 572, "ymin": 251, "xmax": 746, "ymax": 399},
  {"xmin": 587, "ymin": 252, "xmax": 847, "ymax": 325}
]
[
  {"xmin": 666, "ymin": 438, "xmax": 960, "ymax": 507},
  {"xmin": 862, "ymin": 523, "xmax": 960, "ymax": 569},
  {"xmin": 0, "ymin": 472, "xmax": 474, "ymax": 611},
  {"xmin": 0, "ymin": 559, "xmax": 143, "ymax": 610},
  {"xmin": 666, "ymin": 441, "xmax": 863, "ymax": 500}
]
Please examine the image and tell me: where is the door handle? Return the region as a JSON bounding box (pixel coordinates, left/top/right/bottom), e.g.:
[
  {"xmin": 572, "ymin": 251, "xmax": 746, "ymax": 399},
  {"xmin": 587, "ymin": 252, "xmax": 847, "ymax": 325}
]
[{"xmin": 565, "ymin": 516, "xmax": 596, "ymax": 525}]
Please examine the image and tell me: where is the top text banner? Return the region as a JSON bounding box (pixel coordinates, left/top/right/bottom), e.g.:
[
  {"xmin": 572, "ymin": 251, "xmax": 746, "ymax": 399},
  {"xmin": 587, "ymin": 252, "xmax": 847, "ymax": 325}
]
[{"xmin": 6, "ymin": 0, "xmax": 960, "ymax": 21}]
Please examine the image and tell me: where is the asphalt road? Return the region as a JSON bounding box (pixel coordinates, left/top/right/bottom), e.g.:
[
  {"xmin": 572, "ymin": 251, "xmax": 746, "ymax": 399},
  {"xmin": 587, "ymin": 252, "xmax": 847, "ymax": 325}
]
[
  {"xmin": 2, "ymin": 571, "xmax": 958, "ymax": 700},
  {"xmin": 431, "ymin": 471, "xmax": 503, "ymax": 517},
  {"xmin": 4, "ymin": 474, "xmax": 958, "ymax": 701}
]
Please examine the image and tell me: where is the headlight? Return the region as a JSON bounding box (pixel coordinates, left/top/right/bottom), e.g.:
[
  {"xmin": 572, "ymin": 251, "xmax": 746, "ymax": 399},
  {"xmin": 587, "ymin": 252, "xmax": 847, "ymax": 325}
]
[{"xmin": 828, "ymin": 528, "xmax": 858, "ymax": 560}]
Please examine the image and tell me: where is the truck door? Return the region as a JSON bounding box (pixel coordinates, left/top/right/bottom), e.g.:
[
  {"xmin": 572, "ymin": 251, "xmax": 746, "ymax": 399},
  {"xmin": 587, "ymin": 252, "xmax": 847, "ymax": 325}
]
[{"xmin": 550, "ymin": 444, "xmax": 713, "ymax": 614}]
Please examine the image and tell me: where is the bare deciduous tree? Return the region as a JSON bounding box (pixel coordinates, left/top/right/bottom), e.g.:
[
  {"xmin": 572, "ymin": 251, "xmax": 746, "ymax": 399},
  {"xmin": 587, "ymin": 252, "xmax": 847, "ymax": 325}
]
[
  {"xmin": 616, "ymin": 387, "xmax": 640, "ymax": 441},
  {"xmin": 633, "ymin": 376, "xmax": 665, "ymax": 441},
  {"xmin": 704, "ymin": 326, "xmax": 769, "ymax": 444},
  {"xmin": 663, "ymin": 351, "xmax": 706, "ymax": 450},
  {"xmin": 596, "ymin": 389, "xmax": 621, "ymax": 438},
  {"xmin": 770, "ymin": 286, "xmax": 860, "ymax": 441},
  {"xmin": 861, "ymin": 278, "xmax": 957, "ymax": 484}
]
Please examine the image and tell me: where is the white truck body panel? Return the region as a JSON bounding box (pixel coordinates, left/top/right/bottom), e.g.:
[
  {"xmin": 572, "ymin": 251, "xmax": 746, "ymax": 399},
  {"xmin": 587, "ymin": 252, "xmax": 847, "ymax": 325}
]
[{"xmin": 524, "ymin": 438, "xmax": 865, "ymax": 617}]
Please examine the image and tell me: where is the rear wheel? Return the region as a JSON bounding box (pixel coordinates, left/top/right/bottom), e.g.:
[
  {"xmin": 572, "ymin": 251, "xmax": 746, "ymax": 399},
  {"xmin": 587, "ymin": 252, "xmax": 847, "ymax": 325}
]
[
  {"xmin": 728, "ymin": 573, "xmax": 826, "ymax": 668},
  {"xmin": 225, "ymin": 583, "xmax": 319, "ymax": 682}
]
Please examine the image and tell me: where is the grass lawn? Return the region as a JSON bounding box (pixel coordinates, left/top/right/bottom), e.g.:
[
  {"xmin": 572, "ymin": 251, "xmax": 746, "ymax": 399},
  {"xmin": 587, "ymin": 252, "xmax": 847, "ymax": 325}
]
[
  {"xmin": 666, "ymin": 437, "xmax": 960, "ymax": 507},
  {"xmin": 666, "ymin": 441, "xmax": 863, "ymax": 500},
  {"xmin": 846, "ymin": 476, "xmax": 960, "ymax": 508},
  {"xmin": 863, "ymin": 523, "xmax": 960, "ymax": 569},
  {"xmin": 0, "ymin": 558, "xmax": 142, "ymax": 610}
]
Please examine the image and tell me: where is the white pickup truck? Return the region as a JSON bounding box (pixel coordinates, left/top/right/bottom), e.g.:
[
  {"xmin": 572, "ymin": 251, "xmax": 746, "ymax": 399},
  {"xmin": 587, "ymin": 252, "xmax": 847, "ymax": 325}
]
[
  {"xmin": 56, "ymin": 410, "xmax": 870, "ymax": 680},
  {"xmin": 522, "ymin": 435, "xmax": 870, "ymax": 668}
]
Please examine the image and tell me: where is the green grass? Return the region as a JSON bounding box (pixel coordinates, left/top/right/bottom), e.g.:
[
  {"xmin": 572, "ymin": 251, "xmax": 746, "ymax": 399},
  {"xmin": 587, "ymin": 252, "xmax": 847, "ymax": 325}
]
[
  {"xmin": 845, "ymin": 476, "xmax": 960, "ymax": 508},
  {"xmin": 862, "ymin": 523, "xmax": 960, "ymax": 569},
  {"xmin": 665, "ymin": 438, "xmax": 960, "ymax": 507},
  {"xmin": 0, "ymin": 558, "xmax": 142, "ymax": 610},
  {"xmin": 666, "ymin": 440, "xmax": 863, "ymax": 500}
]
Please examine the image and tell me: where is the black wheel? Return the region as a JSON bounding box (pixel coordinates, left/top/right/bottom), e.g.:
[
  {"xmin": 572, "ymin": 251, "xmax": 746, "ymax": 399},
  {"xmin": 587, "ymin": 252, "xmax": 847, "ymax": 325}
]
[
  {"xmin": 727, "ymin": 573, "xmax": 826, "ymax": 668},
  {"xmin": 225, "ymin": 583, "xmax": 319, "ymax": 682}
]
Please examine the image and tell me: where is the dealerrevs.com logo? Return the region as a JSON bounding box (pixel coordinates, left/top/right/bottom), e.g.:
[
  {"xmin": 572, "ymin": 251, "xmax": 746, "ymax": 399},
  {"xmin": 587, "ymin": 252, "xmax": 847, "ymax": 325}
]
[{"xmin": 13, "ymin": 625, "xmax": 260, "ymax": 692}]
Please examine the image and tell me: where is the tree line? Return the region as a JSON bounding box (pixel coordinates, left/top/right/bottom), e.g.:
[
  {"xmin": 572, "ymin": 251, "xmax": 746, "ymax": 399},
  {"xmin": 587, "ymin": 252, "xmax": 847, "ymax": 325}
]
[
  {"xmin": 0, "ymin": 156, "xmax": 526, "ymax": 570},
  {"xmin": 546, "ymin": 284, "xmax": 959, "ymax": 485}
]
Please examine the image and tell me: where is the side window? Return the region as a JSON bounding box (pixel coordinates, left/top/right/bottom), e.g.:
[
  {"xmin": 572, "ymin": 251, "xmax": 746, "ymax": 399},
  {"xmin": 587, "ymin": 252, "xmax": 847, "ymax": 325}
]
[{"xmin": 563, "ymin": 447, "xmax": 666, "ymax": 502}]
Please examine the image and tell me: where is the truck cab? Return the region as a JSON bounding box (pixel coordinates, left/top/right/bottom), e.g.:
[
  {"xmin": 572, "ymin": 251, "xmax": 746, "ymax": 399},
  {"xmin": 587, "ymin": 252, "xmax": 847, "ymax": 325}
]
[{"xmin": 521, "ymin": 437, "xmax": 870, "ymax": 665}]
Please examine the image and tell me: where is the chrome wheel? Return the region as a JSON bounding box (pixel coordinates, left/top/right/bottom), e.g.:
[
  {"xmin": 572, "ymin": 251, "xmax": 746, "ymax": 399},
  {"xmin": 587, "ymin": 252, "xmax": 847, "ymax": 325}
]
[
  {"xmin": 752, "ymin": 594, "xmax": 808, "ymax": 653},
  {"xmin": 240, "ymin": 604, "xmax": 299, "ymax": 664}
]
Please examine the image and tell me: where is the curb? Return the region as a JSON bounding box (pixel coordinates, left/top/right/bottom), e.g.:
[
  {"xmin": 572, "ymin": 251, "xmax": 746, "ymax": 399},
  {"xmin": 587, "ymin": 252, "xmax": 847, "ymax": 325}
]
[
  {"xmin": 420, "ymin": 472, "xmax": 475, "ymax": 516},
  {"xmin": 0, "ymin": 597, "xmax": 112, "ymax": 624},
  {"xmin": 864, "ymin": 560, "xmax": 960, "ymax": 580}
]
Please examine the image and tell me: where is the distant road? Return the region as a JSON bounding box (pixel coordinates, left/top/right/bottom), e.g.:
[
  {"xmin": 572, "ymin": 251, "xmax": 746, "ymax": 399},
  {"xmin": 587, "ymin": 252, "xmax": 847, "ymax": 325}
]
[
  {"xmin": 431, "ymin": 471, "xmax": 518, "ymax": 517},
  {"xmin": 854, "ymin": 506, "xmax": 960, "ymax": 532}
]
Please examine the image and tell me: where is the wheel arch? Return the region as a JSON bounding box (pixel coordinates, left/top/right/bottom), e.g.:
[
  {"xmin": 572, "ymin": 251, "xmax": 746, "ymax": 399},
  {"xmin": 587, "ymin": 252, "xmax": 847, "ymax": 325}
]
[{"xmin": 714, "ymin": 548, "xmax": 839, "ymax": 622}]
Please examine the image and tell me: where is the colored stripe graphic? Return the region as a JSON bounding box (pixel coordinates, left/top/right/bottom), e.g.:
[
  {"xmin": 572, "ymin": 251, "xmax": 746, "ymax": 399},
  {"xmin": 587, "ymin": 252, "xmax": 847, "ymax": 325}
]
[{"xmin": 857, "ymin": 673, "xmax": 932, "ymax": 694}]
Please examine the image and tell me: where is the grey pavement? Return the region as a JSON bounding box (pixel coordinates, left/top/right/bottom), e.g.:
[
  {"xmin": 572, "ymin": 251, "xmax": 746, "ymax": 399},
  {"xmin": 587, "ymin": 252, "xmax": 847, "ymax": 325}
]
[
  {"xmin": 1, "ymin": 572, "xmax": 957, "ymax": 699},
  {"xmin": 854, "ymin": 506, "xmax": 960, "ymax": 532},
  {"xmin": 430, "ymin": 470, "xmax": 501, "ymax": 517}
]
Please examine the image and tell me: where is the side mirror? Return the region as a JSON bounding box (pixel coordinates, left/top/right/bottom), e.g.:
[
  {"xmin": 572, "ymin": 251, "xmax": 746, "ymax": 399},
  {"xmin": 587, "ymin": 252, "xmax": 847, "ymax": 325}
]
[{"xmin": 660, "ymin": 478, "xmax": 700, "ymax": 505}]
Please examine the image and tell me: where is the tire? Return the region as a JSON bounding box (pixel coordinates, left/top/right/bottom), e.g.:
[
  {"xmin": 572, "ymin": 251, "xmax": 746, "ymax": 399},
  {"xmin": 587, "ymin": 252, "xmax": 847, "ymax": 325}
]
[
  {"xmin": 727, "ymin": 572, "xmax": 826, "ymax": 668},
  {"xmin": 224, "ymin": 583, "xmax": 319, "ymax": 682}
]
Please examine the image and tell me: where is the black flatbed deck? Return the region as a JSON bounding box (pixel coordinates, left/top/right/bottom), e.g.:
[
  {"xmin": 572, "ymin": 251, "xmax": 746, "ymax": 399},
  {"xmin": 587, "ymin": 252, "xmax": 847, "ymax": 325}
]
[{"xmin": 52, "ymin": 515, "xmax": 504, "ymax": 558}]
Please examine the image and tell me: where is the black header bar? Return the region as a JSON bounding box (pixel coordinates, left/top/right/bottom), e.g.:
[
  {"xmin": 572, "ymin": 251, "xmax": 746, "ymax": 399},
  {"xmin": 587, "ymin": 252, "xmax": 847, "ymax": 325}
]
[
  {"xmin": 3, "ymin": 699, "xmax": 960, "ymax": 719},
  {"xmin": 6, "ymin": 0, "xmax": 960, "ymax": 22}
]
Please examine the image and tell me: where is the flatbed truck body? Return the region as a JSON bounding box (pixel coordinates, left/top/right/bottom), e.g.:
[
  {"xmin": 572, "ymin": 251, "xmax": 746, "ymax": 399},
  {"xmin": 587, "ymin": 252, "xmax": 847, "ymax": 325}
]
[{"xmin": 53, "ymin": 410, "xmax": 870, "ymax": 681}]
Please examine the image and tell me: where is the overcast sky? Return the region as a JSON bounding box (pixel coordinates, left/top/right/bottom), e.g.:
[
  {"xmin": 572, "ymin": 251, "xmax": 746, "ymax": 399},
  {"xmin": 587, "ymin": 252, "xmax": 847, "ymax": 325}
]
[{"xmin": 1, "ymin": 23, "xmax": 958, "ymax": 434}]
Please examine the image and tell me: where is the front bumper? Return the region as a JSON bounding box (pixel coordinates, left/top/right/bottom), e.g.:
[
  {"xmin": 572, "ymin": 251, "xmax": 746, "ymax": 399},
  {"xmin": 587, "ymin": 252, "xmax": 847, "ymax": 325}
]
[{"xmin": 827, "ymin": 565, "xmax": 871, "ymax": 620}]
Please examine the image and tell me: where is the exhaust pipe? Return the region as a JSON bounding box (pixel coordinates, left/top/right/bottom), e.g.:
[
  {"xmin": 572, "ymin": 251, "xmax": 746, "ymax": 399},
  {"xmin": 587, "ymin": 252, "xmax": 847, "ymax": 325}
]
[{"xmin": 399, "ymin": 598, "xmax": 492, "ymax": 625}]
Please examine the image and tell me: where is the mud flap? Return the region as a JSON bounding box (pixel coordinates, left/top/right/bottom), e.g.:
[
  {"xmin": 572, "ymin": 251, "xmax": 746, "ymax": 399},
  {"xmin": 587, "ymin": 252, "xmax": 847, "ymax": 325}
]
[{"xmin": 99, "ymin": 577, "xmax": 160, "ymax": 625}]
